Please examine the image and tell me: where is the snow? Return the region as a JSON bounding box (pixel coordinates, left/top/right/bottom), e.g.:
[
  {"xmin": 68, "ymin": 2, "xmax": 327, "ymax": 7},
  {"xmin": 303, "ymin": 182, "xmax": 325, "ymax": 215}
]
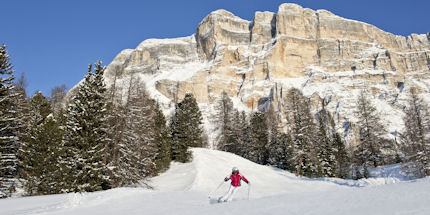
[
  {"xmin": 2, "ymin": 148, "xmax": 429, "ymax": 215},
  {"xmin": 206, "ymin": 9, "xmax": 250, "ymax": 24},
  {"xmin": 136, "ymin": 35, "xmax": 195, "ymax": 50}
]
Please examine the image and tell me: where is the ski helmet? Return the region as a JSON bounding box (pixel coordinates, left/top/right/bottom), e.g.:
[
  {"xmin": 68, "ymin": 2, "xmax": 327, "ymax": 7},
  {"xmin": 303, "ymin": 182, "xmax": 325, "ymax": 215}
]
[{"xmin": 232, "ymin": 167, "xmax": 239, "ymax": 174}]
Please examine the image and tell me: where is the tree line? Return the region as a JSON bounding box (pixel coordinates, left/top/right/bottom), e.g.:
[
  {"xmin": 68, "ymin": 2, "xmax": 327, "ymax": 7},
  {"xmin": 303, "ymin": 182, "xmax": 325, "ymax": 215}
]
[
  {"xmin": 214, "ymin": 90, "xmax": 349, "ymax": 178},
  {"xmin": 214, "ymin": 87, "xmax": 430, "ymax": 179},
  {"xmin": 0, "ymin": 45, "xmax": 204, "ymax": 197}
]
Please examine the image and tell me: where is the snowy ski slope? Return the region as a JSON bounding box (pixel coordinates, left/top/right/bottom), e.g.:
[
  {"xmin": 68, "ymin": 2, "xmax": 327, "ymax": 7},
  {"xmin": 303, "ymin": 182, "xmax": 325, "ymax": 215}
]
[{"xmin": 1, "ymin": 148, "xmax": 429, "ymax": 215}]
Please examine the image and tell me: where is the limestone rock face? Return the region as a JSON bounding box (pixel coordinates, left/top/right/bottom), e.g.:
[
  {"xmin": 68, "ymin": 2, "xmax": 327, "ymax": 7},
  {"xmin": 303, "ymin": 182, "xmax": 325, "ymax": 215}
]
[
  {"xmin": 276, "ymin": 3, "xmax": 318, "ymax": 39},
  {"xmin": 102, "ymin": 3, "xmax": 430, "ymax": 146},
  {"xmin": 251, "ymin": 11, "xmax": 276, "ymax": 44},
  {"xmin": 196, "ymin": 9, "xmax": 250, "ymax": 60}
]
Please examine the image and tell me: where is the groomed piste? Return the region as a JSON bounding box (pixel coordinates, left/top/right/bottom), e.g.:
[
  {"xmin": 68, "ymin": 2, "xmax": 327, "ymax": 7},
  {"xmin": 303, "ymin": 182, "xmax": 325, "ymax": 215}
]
[{"xmin": 1, "ymin": 148, "xmax": 429, "ymax": 215}]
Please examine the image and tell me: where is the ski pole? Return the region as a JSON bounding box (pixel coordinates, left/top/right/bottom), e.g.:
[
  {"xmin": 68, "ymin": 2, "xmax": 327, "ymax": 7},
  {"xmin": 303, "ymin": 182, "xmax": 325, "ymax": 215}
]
[
  {"xmin": 247, "ymin": 183, "xmax": 251, "ymax": 200},
  {"xmin": 208, "ymin": 180, "xmax": 225, "ymax": 198}
]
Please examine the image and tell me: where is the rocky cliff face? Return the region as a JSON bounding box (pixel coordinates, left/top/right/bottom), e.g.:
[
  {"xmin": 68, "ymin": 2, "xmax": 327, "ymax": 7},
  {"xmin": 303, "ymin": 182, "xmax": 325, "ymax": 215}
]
[{"xmin": 103, "ymin": 3, "xmax": 430, "ymax": 147}]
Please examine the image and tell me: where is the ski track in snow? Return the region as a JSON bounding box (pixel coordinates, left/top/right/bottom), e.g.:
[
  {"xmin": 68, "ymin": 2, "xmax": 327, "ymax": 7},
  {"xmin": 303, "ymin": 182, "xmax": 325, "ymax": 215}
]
[{"xmin": 1, "ymin": 148, "xmax": 429, "ymax": 215}]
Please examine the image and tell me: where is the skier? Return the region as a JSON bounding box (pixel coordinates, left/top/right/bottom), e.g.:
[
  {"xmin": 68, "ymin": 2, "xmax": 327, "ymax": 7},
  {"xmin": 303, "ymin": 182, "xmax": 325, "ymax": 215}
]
[{"xmin": 218, "ymin": 167, "xmax": 249, "ymax": 202}]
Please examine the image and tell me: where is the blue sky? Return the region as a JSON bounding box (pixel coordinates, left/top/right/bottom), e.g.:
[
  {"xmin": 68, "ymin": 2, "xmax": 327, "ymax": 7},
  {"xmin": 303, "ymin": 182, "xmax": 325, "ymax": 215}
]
[{"xmin": 3, "ymin": 0, "xmax": 429, "ymax": 96}]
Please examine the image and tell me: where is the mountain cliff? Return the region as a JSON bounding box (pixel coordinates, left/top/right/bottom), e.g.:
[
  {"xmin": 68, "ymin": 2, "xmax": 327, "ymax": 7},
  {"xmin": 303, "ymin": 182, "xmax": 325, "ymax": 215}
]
[{"xmin": 102, "ymin": 3, "xmax": 430, "ymax": 147}]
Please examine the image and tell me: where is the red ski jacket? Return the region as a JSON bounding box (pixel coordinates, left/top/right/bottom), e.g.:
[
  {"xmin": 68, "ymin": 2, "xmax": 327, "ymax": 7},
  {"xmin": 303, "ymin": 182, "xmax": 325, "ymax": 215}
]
[{"xmin": 225, "ymin": 173, "xmax": 249, "ymax": 187}]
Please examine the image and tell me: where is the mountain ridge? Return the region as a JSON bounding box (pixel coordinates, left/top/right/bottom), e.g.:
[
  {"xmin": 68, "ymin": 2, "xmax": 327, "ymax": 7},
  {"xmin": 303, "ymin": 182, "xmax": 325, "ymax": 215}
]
[{"xmin": 90, "ymin": 3, "xmax": 430, "ymax": 147}]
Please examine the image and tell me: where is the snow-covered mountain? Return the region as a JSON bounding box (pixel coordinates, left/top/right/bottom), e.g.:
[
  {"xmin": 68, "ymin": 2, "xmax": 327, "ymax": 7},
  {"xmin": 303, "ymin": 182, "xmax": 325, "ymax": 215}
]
[
  {"xmin": 98, "ymin": 3, "xmax": 430, "ymax": 147},
  {"xmin": 2, "ymin": 148, "xmax": 429, "ymax": 215}
]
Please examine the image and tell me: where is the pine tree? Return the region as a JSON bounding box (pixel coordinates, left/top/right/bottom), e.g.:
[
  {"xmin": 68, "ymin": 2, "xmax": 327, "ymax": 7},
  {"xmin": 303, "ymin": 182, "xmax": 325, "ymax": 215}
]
[
  {"xmin": 354, "ymin": 90, "xmax": 387, "ymax": 178},
  {"xmin": 61, "ymin": 61, "xmax": 111, "ymax": 192},
  {"xmin": 400, "ymin": 88, "xmax": 430, "ymax": 177},
  {"xmin": 215, "ymin": 92, "xmax": 236, "ymax": 152},
  {"xmin": 315, "ymin": 108, "xmax": 336, "ymax": 177},
  {"xmin": 285, "ymin": 88, "xmax": 320, "ymax": 177},
  {"xmin": 266, "ymin": 105, "xmax": 288, "ymax": 168},
  {"xmin": 116, "ymin": 78, "xmax": 158, "ymax": 186},
  {"xmin": 14, "ymin": 73, "xmax": 30, "ymax": 136},
  {"xmin": 233, "ymin": 111, "xmax": 248, "ymax": 157},
  {"xmin": 108, "ymin": 103, "xmax": 126, "ymax": 187},
  {"xmin": 20, "ymin": 92, "xmax": 63, "ymax": 195},
  {"xmin": 20, "ymin": 92, "xmax": 51, "ymax": 192},
  {"xmin": 29, "ymin": 92, "xmax": 52, "ymax": 125},
  {"xmin": 332, "ymin": 132, "xmax": 349, "ymax": 178},
  {"xmin": 154, "ymin": 102, "xmax": 171, "ymax": 172},
  {"xmin": 311, "ymin": 102, "xmax": 350, "ymax": 178},
  {"xmin": 13, "ymin": 73, "xmax": 31, "ymax": 183},
  {"xmin": 35, "ymin": 115, "xmax": 63, "ymax": 195},
  {"xmin": 181, "ymin": 93, "xmax": 205, "ymax": 148},
  {"xmin": 0, "ymin": 45, "xmax": 19, "ymax": 198},
  {"xmin": 105, "ymin": 68, "xmax": 125, "ymax": 170},
  {"xmin": 267, "ymin": 106, "xmax": 293, "ymax": 171},
  {"xmin": 104, "ymin": 75, "xmax": 127, "ymax": 187},
  {"xmin": 170, "ymin": 93, "xmax": 204, "ymax": 162},
  {"xmin": 246, "ymin": 112, "xmax": 269, "ymax": 165},
  {"xmin": 169, "ymin": 104, "xmax": 191, "ymax": 163}
]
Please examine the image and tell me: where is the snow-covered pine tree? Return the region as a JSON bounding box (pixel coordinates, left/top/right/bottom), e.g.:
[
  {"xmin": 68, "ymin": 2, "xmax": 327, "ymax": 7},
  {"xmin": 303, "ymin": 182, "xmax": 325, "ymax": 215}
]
[
  {"xmin": 280, "ymin": 133, "xmax": 294, "ymax": 171},
  {"xmin": 246, "ymin": 112, "xmax": 269, "ymax": 165},
  {"xmin": 215, "ymin": 91, "xmax": 236, "ymax": 152},
  {"xmin": 332, "ymin": 132, "xmax": 349, "ymax": 179},
  {"xmin": 266, "ymin": 104, "xmax": 293, "ymax": 170},
  {"xmin": 315, "ymin": 107, "xmax": 336, "ymax": 177},
  {"xmin": 29, "ymin": 92, "xmax": 52, "ymax": 125},
  {"xmin": 20, "ymin": 92, "xmax": 51, "ymax": 194},
  {"xmin": 108, "ymin": 103, "xmax": 126, "ymax": 187},
  {"xmin": 232, "ymin": 110, "xmax": 249, "ymax": 157},
  {"xmin": 154, "ymin": 102, "xmax": 171, "ymax": 172},
  {"xmin": 400, "ymin": 88, "xmax": 430, "ymax": 177},
  {"xmin": 60, "ymin": 68, "xmax": 87, "ymax": 192},
  {"xmin": 20, "ymin": 92, "xmax": 63, "ymax": 195},
  {"xmin": 116, "ymin": 77, "xmax": 158, "ymax": 186},
  {"xmin": 284, "ymin": 88, "xmax": 320, "ymax": 177},
  {"xmin": 354, "ymin": 90, "xmax": 387, "ymax": 178},
  {"xmin": 0, "ymin": 45, "xmax": 19, "ymax": 198},
  {"xmin": 106, "ymin": 74, "xmax": 131, "ymax": 187},
  {"xmin": 61, "ymin": 61, "xmax": 111, "ymax": 192},
  {"xmin": 13, "ymin": 73, "xmax": 31, "ymax": 182},
  {"xmin": 170, "ymin": 93, "xmax": 204, "ymax": 162},
  {"xmin": 105, "ymin": 67, "xmax": 125, "ymax": 168},
  {"xmin": 266, "ymin": 104, "xmax": 289, "ymax": 168},
  {"xmin": 13, "ymin": 73, "xmax": 30, "ymax": 136}
]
